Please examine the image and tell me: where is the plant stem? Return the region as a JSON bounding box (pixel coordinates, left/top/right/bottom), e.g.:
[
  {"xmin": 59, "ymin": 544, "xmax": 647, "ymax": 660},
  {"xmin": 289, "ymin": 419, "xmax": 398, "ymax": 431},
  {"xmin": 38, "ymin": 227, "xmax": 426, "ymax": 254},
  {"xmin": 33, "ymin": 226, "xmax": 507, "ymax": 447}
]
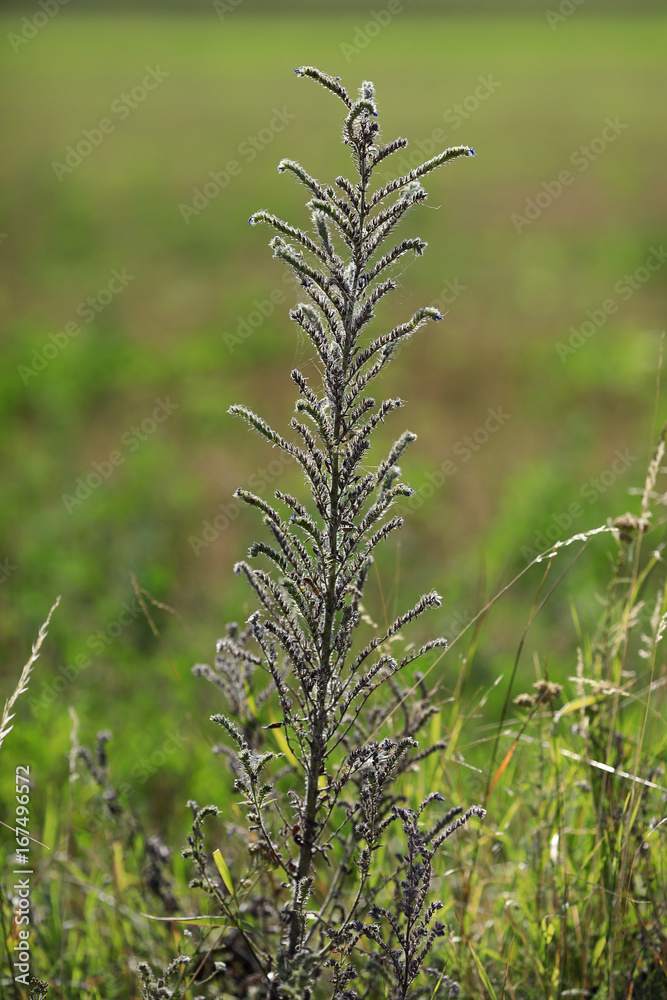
[{"xmin": 287, "ymin": 130, "xmax": 373, "ymax": 959}]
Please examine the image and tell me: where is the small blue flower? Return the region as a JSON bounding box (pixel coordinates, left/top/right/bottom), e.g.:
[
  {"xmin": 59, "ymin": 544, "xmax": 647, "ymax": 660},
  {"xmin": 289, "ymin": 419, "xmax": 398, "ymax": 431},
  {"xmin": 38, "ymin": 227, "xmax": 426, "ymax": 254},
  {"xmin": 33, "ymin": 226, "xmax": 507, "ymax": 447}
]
[{"xmin": 469, "ymin": 147, "xmax": 476, "ymax": 157}]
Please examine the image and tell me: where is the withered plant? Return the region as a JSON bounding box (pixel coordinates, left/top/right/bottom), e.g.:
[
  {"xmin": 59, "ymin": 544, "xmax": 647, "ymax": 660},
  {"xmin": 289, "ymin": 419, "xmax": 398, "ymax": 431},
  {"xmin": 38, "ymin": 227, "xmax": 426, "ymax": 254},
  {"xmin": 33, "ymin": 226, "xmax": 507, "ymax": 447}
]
[{"xmin": 184, "ymin": 66, "xmax": 484, "ymax": 1000}]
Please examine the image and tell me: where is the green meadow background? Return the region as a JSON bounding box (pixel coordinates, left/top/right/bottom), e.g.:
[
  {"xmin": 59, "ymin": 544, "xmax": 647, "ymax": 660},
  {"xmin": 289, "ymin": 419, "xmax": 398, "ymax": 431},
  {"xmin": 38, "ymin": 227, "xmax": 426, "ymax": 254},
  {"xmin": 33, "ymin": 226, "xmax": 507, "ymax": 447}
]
[{"xmin": 1, "ymin": 3, "xmax": 666, "ymax": 840}]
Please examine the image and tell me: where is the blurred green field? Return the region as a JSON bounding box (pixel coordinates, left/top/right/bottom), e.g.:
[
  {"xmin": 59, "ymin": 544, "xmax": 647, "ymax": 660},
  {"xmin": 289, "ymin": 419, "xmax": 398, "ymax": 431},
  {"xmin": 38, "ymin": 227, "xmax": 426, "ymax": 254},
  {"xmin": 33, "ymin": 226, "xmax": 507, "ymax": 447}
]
[{"xmin": 1, "ymin": 10, "xmax": 666, "ymax": 838}]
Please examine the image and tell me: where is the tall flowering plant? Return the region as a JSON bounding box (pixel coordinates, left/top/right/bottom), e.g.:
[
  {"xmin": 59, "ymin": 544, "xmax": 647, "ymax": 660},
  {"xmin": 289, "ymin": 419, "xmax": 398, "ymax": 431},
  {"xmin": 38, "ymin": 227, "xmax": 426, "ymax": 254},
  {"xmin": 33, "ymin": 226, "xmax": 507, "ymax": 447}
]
[{"xmin": 184, "ymin": 66, "xmax": 484, "ymax": 1000}]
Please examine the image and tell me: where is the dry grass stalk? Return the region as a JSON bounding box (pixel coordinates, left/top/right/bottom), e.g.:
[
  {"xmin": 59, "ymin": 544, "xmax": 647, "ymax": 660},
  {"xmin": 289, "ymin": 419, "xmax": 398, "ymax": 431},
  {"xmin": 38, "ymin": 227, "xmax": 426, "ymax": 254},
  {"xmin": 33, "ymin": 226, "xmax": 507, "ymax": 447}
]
[{"xmin": 0, "ymin": 595, "xmax": 61, "ymax": 750}]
